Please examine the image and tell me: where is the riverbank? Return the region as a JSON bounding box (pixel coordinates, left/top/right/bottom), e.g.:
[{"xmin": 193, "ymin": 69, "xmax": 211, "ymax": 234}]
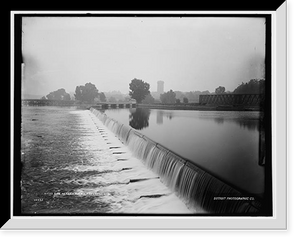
[{"xmin": 137, "ymin": 103, "xmax": 262, "ymax": 111}]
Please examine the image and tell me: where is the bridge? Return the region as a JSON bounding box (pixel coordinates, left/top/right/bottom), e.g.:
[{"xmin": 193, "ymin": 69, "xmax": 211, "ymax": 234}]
[
  {"xmin": 199, "ymin": 94, "xmax": 265, "ymax": 106},
  {"xmin": 90, "ymin": 101, "xmax": 136, "ymax": 109}
]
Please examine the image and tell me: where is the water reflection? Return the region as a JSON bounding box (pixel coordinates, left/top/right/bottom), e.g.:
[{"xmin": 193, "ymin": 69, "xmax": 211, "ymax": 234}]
[
  {"xmin": 157, "ymin": 111, "xmax": 163, "ymax": 124},
  {"xmin": 238, "ymin": 119, "xmax": 260, "ymax": 131},
  {"xmin": 214, "ymin": 117, "xmax": 224, "ymax": 125},
  {"xmin": 156, "ymin": 110, "xmax": 174, "ymax": 125},
  {"xmin": 103, "ymin": 108, "xmax": 265, "ymax": 195},
  {"xmin": 129, "ymin": 108, "xmax": 151, "ymax": 130},
  {"xmin": 154, "ymin": 109, "xmax": 261, "ymax": 131}
]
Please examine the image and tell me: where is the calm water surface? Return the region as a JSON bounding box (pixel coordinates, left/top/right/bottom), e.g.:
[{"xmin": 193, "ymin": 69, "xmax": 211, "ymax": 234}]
[{"xmin": 103, "ymin": 108, "xmax": 265, "ymax": 196}]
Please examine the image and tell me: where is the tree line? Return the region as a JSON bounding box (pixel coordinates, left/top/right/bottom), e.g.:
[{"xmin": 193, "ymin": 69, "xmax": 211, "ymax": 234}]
[
  {"xmin": 42, "ymin": 78, "xmax": 265, "ymax": 104},
  {"xmin": 41, "ymin": 88, "xmax": 71, "ymax": 101},
  {"xmin": 74, "ymin": 83, "xmax": 106, "ymax": 103},
  {"xmin": 42, "ymin": 83, "xmax": 107, "ymax": 103},
  {"xmin": 129, "ymin": 78, "xmax": 265, "ymax": 105}
]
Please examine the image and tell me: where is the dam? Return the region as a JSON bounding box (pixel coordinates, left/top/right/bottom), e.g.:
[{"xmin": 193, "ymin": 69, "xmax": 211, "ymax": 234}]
[
  {"xmin": 90, "ymin": 108, "xmax": 263, "ymax": 214},
  {"xmin": 20, "ymin": 105, "xmax": 269, "ymax": 215}
]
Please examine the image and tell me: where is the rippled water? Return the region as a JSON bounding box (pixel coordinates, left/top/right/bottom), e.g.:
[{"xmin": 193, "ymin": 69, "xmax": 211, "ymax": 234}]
[{"xmin": 21, "ymin": 106, "xmax": 191, "ymax": 214}]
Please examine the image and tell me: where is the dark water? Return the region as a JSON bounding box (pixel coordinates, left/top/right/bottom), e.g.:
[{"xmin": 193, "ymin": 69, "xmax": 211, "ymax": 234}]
[{"xmin": 103, "ymin": 108, "xmax": 264, "ymax": 197}]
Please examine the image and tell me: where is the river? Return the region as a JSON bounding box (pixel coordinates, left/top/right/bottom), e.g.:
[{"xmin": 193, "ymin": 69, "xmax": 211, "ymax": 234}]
[
  {"xmin": 20, "ymin": 106, "xmax": 265, "ymax": 214},
  {"xmin": 103, "ymin": 108, "xmax": 265, "ymax": 197}
]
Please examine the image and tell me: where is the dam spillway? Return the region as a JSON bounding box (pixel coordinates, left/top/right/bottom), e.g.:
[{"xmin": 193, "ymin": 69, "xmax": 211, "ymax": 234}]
[{"xmin": 90, "ymin": 108, "xmax": 262, "ymax": 214}]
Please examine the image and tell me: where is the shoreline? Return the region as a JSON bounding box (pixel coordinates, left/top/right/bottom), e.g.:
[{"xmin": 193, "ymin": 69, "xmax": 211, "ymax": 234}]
[
  {"xmin": 22, "ymin": 101, "xmax": 263, "ymax": 112},
  {"xmin": 136, "ymin": 103, "xmax": 262, "ymax": 112}
]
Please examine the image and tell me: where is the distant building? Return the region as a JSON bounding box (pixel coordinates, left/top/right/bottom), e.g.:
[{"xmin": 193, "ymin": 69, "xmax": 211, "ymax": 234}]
[{"xmin": 157, "ymin": 81, "xmax": 164, "ymax": 95}]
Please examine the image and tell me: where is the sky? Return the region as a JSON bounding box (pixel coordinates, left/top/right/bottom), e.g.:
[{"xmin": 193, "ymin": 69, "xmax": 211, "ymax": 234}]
[{"xmin": 22, "ymin": 16, "xmax": 266, "ymax": 96}]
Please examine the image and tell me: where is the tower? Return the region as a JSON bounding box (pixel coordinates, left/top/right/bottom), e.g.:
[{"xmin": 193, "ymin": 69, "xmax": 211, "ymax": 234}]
[{"xmin": 157, "ymin": 81, "xmax": 164, "ymax": 95}]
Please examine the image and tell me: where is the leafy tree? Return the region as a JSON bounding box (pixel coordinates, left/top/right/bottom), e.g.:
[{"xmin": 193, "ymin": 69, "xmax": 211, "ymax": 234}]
[
  {"xmin": 104, "ymin": 91, "xmax": 126, "ymax": 102},
  {"xmin": 176, "ymin": 98, "xmax": 181, "ymax": 104},
  {"xmin": 41, "ymin": 96, "xmax": 47, "ymax": 100},
  {"xmin": 160, "ymin": 90, "xmax": 176, "ymax": 104},
  {"xmin": 63, "ymin": 93, "xmax": 71, "ymax": 101},
  {"xmin": 233, "ymin": 79, "xmax": 265, "ymax": 94},
  {"xmin": 174, "ymin": 91, "xmax": 186, "ymax": 101},
  {"xmin": 142, "ymin": 93, "xmax": 155, "ymax": 104},
  {"xmin": 124, "ymin": 96, "xmax": 132, "ymax": 102},
  {"xmin": 108, "ymin": 96, "xmax": 117, "ymax": 102},
  {"xmin": 74, "ymin": 86, "xmax": 84, "ymax": 101},
  {"xmin": 94, "ymin": 92, "xmax": 106, "ymax": 102},
  {"xmin": 183, "ymin": 97, "xmax": 189, "ymax": 104},
  {"xmin": 75, "ymin": 82, "xmax": 99, "ymax": 103},
  {"xmin": 175, "ymin": 90, "xmax": 210, "ymax": 103},
  {"xmin": 46, "ymin": 88, "xmax": 70, "ymax": 100},
  {"xmin": 215, "ymin": 86, "xmax": 226, "ymax": 94},
  {"xmin": 129, "ymin": 78, "xmax": 150, "ymax": 103},
  {"xmin": 185, "ymin": 91, "xmax": 197, "ymax": 101},
  {"xmin": 99, "ymin": 92, "xmax": 106, "ymax": 102}
]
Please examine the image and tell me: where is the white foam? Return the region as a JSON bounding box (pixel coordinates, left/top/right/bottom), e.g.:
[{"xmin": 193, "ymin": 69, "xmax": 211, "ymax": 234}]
[{"xmin": 62, "ymin": 110, "xmax": 192, "ymax": 214}]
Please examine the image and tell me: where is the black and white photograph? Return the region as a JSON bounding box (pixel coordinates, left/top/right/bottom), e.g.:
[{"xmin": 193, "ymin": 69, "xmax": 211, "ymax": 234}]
[{"xmin": 17, "ymin": 13, "xmax": 272, "ymax": 217}]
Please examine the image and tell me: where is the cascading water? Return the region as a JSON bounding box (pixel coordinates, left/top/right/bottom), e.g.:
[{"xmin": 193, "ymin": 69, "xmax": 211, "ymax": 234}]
[{"xmin": 90, "ymin": 108, "xmax": 262, "ymax": 214}]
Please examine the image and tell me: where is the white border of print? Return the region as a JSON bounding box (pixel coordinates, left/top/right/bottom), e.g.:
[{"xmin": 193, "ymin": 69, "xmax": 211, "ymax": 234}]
[{"xmin": 5, "ymin": 4, "xmax": 287, "ymax": 230}]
